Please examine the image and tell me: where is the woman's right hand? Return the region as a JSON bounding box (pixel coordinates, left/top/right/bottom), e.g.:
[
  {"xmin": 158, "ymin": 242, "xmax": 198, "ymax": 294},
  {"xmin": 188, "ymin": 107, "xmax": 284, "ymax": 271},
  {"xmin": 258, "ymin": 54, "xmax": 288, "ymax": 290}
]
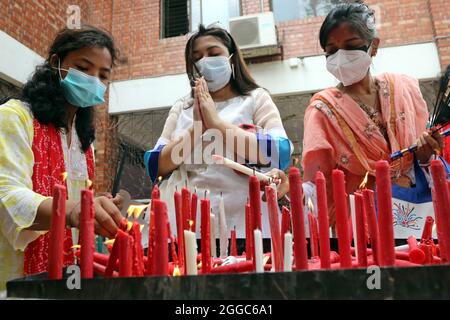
[{"xmin": 68, "ymin": 196, "xmax": 123, "ymax": 238}]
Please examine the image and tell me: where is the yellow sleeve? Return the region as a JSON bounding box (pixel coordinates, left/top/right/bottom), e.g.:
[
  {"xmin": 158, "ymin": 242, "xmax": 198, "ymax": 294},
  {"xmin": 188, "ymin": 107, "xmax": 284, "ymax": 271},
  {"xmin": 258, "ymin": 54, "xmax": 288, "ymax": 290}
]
[{"xmin": 0, "ymin": 100, "xmax": 48, "ymax": 251}]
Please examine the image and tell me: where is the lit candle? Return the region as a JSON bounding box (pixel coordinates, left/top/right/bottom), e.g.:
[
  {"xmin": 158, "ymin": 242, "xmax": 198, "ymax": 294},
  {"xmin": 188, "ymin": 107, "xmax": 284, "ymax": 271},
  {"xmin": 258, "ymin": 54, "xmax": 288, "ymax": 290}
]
[
  {"xmin": 331, "ymin": 169, "xmax": 352, "ymax": 268},
  {"xmin": 201, "ymin": 197, "xmax": 211, "ymax": 274},
  {"xmin": 284, "ymin": 232, "xmax": 293, "ymax": 272},
  {"xmin": 79, "ymin": 182, "xmax": 95, "ymax": 279},
  {"xmin": 375, "ymin": 160, "xmax": 395, "ymax": 266},
  {"xmin": 254, "ymin": 229, "xmax": 264, "ymax": 273},
  {"xmin": 184, "ymin": 228, "xmax": 198, "ymax": 275},
  {"xmin": 154, "ymin": 199, "xmax": 169, "ymax": 276},
  {"xmin": 288, "ymin": 167, "xmax": 308, "ymax": 270},
  {"xmin": 48, "ymin": 180, "xmax": 67, "ymax": 280},
  {"xmin": 354, "ymin": 192, "xmax": 368, "ymax": 267},
  {"xmin": 219, "ymin": 193, "xmax": 228, "ymax": 258},
  {"xmin": 265, "ymin": 184, "xmax": 283, "ymax": 271},
  {"xmin": 362, "ymin": 189, "xmax": 380, "ymax": 265},
  {"xmin": 210, "ymin": 213, "xmax": 217, "ymax": 258},
  {"xmin": 316, "ymin": 171, "xmax": 330, "ymax": 269}
]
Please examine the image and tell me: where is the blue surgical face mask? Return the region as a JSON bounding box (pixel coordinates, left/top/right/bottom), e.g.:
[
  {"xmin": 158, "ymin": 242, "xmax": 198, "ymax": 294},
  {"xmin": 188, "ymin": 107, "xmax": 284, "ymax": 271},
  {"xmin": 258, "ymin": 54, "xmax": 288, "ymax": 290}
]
[{"xmin": 55, "ymin": 59, "xmax": 107, "ymax": 108}]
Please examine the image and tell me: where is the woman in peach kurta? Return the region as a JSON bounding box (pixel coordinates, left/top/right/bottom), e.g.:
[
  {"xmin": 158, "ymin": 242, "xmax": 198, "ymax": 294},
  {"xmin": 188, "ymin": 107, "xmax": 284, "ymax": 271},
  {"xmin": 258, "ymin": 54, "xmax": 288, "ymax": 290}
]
[
  {"xmin": 303, "ymin": 73, "xmax": 429, "ymax": 225},
  {"xmin": 300, "ymin": 3, "xmax": 442, "ymax": 226}
]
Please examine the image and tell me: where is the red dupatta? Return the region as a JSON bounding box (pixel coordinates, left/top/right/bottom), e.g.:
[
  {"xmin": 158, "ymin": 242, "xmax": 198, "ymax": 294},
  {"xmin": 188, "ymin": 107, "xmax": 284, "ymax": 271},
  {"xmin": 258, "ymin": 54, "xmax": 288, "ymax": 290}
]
[{"xmin": 23, "ymin": 119, "xmax": 94, "ymax": 275}]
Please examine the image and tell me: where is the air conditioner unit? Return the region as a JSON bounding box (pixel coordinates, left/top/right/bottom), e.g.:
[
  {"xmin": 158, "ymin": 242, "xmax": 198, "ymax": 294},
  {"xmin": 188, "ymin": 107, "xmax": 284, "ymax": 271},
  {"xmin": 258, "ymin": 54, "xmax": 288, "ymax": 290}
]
[{"xmin": 229, "ymin": 12, "xmax": 278, "ymax": 51}]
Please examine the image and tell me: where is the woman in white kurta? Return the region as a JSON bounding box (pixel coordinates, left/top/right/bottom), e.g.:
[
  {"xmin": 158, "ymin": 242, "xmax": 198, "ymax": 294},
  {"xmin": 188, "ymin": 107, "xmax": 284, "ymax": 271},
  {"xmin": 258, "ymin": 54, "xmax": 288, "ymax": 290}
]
[{"xmin": 145, "ymin": 25, "xmax": 292, "ymax": 239}]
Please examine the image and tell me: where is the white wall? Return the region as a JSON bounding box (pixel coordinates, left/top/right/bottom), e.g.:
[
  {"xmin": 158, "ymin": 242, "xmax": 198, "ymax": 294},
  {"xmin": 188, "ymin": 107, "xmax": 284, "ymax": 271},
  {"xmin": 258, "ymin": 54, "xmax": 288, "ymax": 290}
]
[
  {"xmin": 0, "ymin": 31, "xmax": 44, "ymax": 86},
  {"xmin": 109, "ymin": 42, "xmax": 442, "ymax": 113}
]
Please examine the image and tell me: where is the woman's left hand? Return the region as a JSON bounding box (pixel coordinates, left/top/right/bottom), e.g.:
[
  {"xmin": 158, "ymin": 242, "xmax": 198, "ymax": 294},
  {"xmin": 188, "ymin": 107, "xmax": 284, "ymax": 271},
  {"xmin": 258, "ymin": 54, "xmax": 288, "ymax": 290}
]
[
  {"xmin": 194, "ymin": 77, "xmax": 223, "ymax": 130},
  {"xmin": 415, "ymin": 129, "xmax": 444, "ymax": 164}
]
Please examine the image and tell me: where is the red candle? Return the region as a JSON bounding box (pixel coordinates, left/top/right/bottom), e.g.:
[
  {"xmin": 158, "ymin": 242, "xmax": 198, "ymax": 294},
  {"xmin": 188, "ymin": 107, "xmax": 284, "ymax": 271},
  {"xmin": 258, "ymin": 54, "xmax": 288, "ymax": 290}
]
[
  {"xmin": 117, "ymin": 229, "xmax": 132, "ymax": 277},
  {"xmin": 421, "ymin": 216, "xmax": 434, "ymax": 242},
  {"xmin": 331, "ymin": 169, "xmax": 352, "ymax": 268},
  {"xmin": 354, "ymin": 192, "xmax": 368, "ymax": 267},
  {"xmin": 245, "ymin": 199, "xmax": 253, "ymax": 261},
  {"xmin": 182, "ymin": 186, "xmax": 191, "ymax": 231},
  {"xmin": 316, "ymin": 171, "xmax": 331, "ymax": 269},
  {"xmin": 130, "ymin": 222, "xmax": 145, "ymax": 276},
  {"xmin": 48, "ymin": 183, "xmax": 67, "ymax": 279},
  {"xmin": 146, "ymin": 210, "xmax": 156, "ymax": 275},
  {"xmin": 407, "ymin": 236, "xmax": 425, "ymax": 264},
  {"xmin": 80, "ymin": 187, "xmax": 95, "ymax": 279},
  {"xmin": 191, "ymin": 192, "xmax": 198, "ymax": 232},
  {"xmin": 362, "ymin": 189, "xmax": 380, "ymax": 265},
  {"xmin": 308, "ymin": 213, "xmax": 319, "ymax": 258},
  {"xmin": 200, "ymin": 198, "xmax": 211, "ymax": 274},
  {"xmin": 288, "ymin": 167, "xmax": 308, "ymax": 270},
  {"xmin": 151, "ymin": 184, "xmax": 160, "ymax": 211},
  {"xmin": 281, "ymin": 206, "xmax": 291, "ymax": 254},
  {"xmin": 249, "ymin": 175, "xmax": 262, "ymax": 271},
  {"xmin": 265, "ymin": 185, "xmax": 283, "ymax": 271},
  {"xmin": 230, "ymin": 228, "xmax": 238, "ymax": 257},
  {"xmin": 154, "ymin": 199, "xmax": 169, "ymax": 276},
  {"xmin": 430, "ymin": 160, "xmax": 450, "ymax": 262},
  {"xmin": 375, "ymin": 160, "xmax": 395, "ymax": 266},
  {"xmin": 211, "ymin": 260, "xmax": 254, "ymax": 274},
  {"xmin": 105, "ymin": 238, "xmax": 119, "ymax": 277},
  {"xmin": 174, "ymin": 189, "xmax": 185, "ymax": 268}
]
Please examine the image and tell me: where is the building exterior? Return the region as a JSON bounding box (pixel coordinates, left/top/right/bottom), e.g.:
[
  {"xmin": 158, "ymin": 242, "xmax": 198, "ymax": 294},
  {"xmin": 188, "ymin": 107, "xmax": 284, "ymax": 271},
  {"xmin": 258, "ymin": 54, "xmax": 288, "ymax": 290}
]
[{"xmin": 1, "ymin": 0, "xmax": 449, "ymax": 197}]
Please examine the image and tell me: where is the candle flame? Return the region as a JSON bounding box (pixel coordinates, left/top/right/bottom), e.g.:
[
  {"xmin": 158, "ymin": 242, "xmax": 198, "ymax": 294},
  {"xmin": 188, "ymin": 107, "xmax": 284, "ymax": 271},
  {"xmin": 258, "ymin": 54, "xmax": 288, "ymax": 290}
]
[
  {"xmin": 307, "ymin": 197, "xmax": 314, "ymax": 212},
  {"xmin": 140, "ymin": 224, "xmax": 145, "ymax": 232},
  {"xmin": 71, "ymin": 244, "xmax": 81, "ymax": 250},
  {"xmin": 158, "ymin": 176, "xmax": 162, "ymax": 183},
  {"xmin": 61, "ymin": 172, "xmax": 68, "ymax": 182},
  {"xmin": 127, "ymin": 204, "xmax": 148, "ymax": 219},
  {"xmin": 359, "ymin": 172, "xmax": 369, "ymax": 189},
  {"xmin": 104, "ymin": 239, "xmax": 115, "ymax": 246},
  {"xmin": 85, "ymin": 179, "xmax": 93, "ymax": 190},
  {"xmin": 173, "ymin": 266, "xmax": 181, "ymax": 276},
  {"xmin": 126, "ymin": 221, "xmax": 133, "ymax": 232},
  {"xmin": 263, "ymin": 255, "xmax": 270, "ymax": 266}
]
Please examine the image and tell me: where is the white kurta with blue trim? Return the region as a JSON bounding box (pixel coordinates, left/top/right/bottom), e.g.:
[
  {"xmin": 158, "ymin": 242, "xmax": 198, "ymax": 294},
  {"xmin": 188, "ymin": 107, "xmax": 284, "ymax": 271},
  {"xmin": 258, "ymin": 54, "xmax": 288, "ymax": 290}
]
[{"xmin": 145, "ymin": 88, "xmax": 292, "ymax": 238}]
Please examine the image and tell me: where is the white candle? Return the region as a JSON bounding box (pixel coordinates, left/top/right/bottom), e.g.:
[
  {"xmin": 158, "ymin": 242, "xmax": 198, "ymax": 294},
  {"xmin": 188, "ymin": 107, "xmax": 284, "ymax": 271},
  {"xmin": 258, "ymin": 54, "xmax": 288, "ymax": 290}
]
[
  {"xmin": 254, "ymin": 229, "xmax": 264, "ymax": 273},
  {"xmin": 212, "ymin": 154, "xmax": 270, "ymax": 182},
  {"xmin": 210, "ymin": 213, "xmax": 217, "ymax": 258},
  {"xmin": 219, "ymin": 195, "xmax": 228, "ymax": 258},
  {"xmin": 349, "ymin": 194, "xmax": 358, "ymax": 260},
  {"xmin": 184, "ymin": 230, "xmax": 198, "ymax": 275},
  {"xmin": 284, "ymin": 232, "xmax": 293, "ymax": 272}
]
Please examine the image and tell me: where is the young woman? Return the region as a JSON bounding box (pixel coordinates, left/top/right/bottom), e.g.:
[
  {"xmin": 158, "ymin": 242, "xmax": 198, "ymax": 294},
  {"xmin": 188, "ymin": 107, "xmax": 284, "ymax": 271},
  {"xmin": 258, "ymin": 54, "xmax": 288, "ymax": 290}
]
[
  {"xmin": 145, "ymin": 25, "xmax": 292, "ymax": 239},
  {"xmin": 272, "ymin": 2, "xmax": 443, "ymax": 226},
  {"xmin": 0, "ymin": 26, "xmax": 123, "ymax": 289}
]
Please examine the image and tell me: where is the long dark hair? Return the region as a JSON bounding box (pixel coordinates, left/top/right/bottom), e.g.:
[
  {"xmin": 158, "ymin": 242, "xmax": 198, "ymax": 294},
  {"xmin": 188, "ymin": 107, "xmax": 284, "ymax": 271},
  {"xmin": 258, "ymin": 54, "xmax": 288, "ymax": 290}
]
[
  {"xmin": 319, "ymin": 1, "xmax": 377, "ymax": 50},
  {"xmin": 8, "ymin": 25, "xmax": 118, "ymax": 152},
  {"xmin": 185, "ymin": 24, "xmax": 259, "ymax": 98}
]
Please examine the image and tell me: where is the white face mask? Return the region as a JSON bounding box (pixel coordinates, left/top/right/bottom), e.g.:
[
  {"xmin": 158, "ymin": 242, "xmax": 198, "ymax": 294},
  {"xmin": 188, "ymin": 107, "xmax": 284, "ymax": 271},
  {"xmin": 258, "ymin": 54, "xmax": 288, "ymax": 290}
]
[
  {"xmin": 326, "ymin": 44, "xmax": 373, "ymax": 86},
  {"xmin": 195, "ymin": 54, "xmax": 233, "ymax": 92}
]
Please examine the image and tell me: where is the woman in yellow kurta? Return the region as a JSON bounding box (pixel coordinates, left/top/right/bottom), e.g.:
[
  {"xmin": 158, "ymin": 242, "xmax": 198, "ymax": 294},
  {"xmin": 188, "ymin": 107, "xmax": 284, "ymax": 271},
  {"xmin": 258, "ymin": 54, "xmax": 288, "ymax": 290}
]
[{"xmin": 0, "ymin": 26, "xmax": 123, "ymax": 290}]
